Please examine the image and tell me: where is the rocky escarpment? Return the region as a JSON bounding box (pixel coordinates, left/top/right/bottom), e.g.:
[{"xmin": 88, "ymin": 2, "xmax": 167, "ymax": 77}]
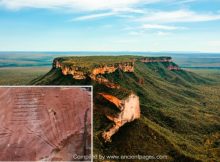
[
  {"xmin": 51, "ymin": 56, "xmax": 181, "ymax": 141},
  {"xmin": 167, "ymin": 65, "xmax": 181, "ymax": 71},
  {"xmin": 31, "ymin": 56, "xmax": 215, "ymax": 162},
  {"xmin": 54, "ymin": 60, "xmax": 88, "ymax": 80},
  {"xmin": 53, "ymin": 56, "xmax": 180, "ymax": 83},
  {"xmin": 100, "ymin": 93, "xmax": 140, "ymax": 142},
  {"xmin": 53, "ymin": 59, "xmax": 134, "ymax": 88},
  {"xmin": 140, "ymin": 57, "xmax": 172, "ymax": 63},
  {"xmin": 139, "ymin": 57, "xmax": 182, "ymax": 71}
]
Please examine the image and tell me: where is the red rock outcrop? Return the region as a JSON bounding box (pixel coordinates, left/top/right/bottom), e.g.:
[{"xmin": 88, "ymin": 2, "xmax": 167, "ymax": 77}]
[
  {"xmin": 167, "ymin": 65, "xmax": 181, "ymax": 71},
  {"xmin": 53, "ymin": 60, "xmax": 134, "ymax": 78},
  {"xmin": 100, "ymin": 93, "xmax": 140, "ymax": 142},
  {"xmin": 140, "ymin": 57, "xmax": 172, "ymax": 63},
  {"xmin": 94, "ymin": 75, "xmax": 120, "ymax": 89},
  {"xmin": 53, "ymin": 59, "xmax": 134, "ymax": 88},
  {"xmin": 0, "ymin": 87, "xmax": 91, "ymax": 161}
]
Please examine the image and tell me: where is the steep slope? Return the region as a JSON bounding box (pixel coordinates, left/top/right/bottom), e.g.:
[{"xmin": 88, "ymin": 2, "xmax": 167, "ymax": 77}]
[{"xmin": 31, "ymin": 56, "xmax": 219, "ymax": 162}]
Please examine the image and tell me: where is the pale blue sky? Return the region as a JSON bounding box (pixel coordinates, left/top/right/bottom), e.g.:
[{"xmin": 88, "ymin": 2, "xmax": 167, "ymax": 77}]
[{"xmin": 0, "ymin": 0, "xmax": 220, "ymax": 52}]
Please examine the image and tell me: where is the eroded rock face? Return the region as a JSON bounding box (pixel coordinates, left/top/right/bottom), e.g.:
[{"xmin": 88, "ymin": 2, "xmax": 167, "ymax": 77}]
[
  {"xmin": 53, "ymin": 60, "xmax": 134, "ymax": 77},
  {"xmin": 167, "ymin": 65, "xmax": 181, "ymax": 71},
  {"xmin": 0, "ymin": 87, "xmax": 91, "ymax": 161},
  {"xmin": 100, "ymin": 93, "xmax": 140, "ymax": 142},
  {"xmin": 93, "ymin": 75, "xmax": 120, "ymax": 89},
  {"xmin": 53, "ymin": 59, "xmax": 134, "ymax": 88}
]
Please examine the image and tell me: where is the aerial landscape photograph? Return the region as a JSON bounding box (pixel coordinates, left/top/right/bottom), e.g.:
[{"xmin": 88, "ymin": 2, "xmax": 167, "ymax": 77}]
[{"xmin": 0, "ymin": 0, "xmax": 220, "ymax": 162}]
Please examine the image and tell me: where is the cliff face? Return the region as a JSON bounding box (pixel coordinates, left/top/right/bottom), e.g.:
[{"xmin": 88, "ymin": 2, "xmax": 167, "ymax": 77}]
[
  {"xmin": 167, "ymin": 65, "xmax": 181, "ymax": 71},
  {"xmin": 54, "ymin": 57, "xmax": 178, "ymax": 81},
  {"xmin": 91, "ymin": 62, "xmax": 134, "ymax": 76},
  {"xmin": 54, "ymin": 60, "xmax": 87, "ymax": 80},
  {"xmin": 53, "ymin": 59, "xmax": 134, "ymax": 88},
  {"xmin": 54, "ymin": 60, "xmax": 134, "ymax": 77},
  {"xmin": 140, "ymin": 57, "xmax": 172, "ymax": 63},
  {"xmin": 100, "ymin": 93, "xmax": 140, "ymax": 142}
]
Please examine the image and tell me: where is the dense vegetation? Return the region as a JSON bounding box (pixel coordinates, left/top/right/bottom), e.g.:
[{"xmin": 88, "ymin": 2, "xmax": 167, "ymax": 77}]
[{"xmin": 93, "ymin": 61, "xmax": 219, "ymax": 162}]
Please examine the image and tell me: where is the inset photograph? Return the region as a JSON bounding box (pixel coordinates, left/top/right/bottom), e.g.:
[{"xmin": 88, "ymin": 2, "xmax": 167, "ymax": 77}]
[{"xmin": 0, "ymin": 86, "xmax": 92, "ymax": 161}]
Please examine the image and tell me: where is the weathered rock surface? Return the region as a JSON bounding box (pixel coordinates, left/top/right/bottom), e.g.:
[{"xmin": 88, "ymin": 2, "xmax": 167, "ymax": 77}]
[
  {"xmin": 0, "ymin": 87, "xmax": 91, "ymax": 161},
  {"xmin": 140, "ymin": 57, "xmax": 172, "ymax": 63},
  {"xmin": 167, "ymin": 65, "xmax": 181, "ymax": 71},
  {"xmin": 100, "ymin": 93, "xmax": 140, "ymax": 142},
  {"xmin": 53, "ymin": 60, "xmax": 134, "ymax": 76},
  {"xmin": 53, "ymin": 59, "xmax": 134, "ymax": 89}
]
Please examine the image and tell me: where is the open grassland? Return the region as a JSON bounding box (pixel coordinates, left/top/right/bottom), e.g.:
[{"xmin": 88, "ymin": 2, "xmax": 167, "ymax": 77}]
[
  {"xmin": 0, "ymin": 67, "xmax": 50, "ymax": 85},
  {"xmin": 185, "ymin": 68, "xmax": 220, "ymax": 81}
]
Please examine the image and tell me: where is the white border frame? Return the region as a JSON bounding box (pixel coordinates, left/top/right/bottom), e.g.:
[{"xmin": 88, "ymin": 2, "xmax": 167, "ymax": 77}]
[{"xmin": 0, "ymin": 85, "xmax": 93, "ymax": 162}]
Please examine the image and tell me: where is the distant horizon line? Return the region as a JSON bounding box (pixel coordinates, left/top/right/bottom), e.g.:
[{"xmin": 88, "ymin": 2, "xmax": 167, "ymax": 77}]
[{"xmin": 0, "ymin": 50, "xmax": 220, "ymax": 54}]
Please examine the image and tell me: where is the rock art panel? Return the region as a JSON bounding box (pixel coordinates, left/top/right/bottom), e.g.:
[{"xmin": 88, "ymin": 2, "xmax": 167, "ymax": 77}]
[{"xmin": 0, "ymin": 87, "xmax": 91, "ymax": 161}]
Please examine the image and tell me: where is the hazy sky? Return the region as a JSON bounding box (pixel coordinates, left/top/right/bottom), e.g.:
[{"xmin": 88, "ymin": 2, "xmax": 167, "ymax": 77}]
[{"xmin": 0, "ymin": 0, "xmax": 220, "ymax": 52}]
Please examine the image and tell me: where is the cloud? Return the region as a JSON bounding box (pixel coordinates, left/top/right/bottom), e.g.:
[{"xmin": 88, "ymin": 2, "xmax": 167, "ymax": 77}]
[
  {"xmin": 125, "ymin": 24, "xmax": 185, "ymax": 37},
  {"xmin": 157, "ymin": 31, "xmax": 170, "ymax": 36},
  {"xmin": 207, "ymin": 41, "xmax": 220, "ymax": 47},
  {"xmin": 172, "ymin": 0, "xmax": 196, "ymax": 5},
  {"xmin": 0, "ymin": 0, "xmax": 160, "ymax": 11},
  {"xmin": 128, "ymin": 31, "xmax": 146, "ymax": 36},
  {"xmin": 73, "ymin": 12, "xmax": 116, "ymax": 21},
  {"xmin": 141, "ymin": 24, "xmax": 186, "ymax": 30},
  {"xmin": 113, "ymin": 7, "xmax": 145, "ymax": 14},
  {"xmin": 72, "ymin": 7, "xmax": 145, "ymax": 21},
  {"xmin": 138, "ymin": 10, "xmax": 220, "ymax": 23}
]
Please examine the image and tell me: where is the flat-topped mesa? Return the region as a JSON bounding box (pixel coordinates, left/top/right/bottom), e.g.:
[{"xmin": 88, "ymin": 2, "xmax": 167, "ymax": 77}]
[
  {"xmin": 140, "ymin": 57, "xmax": 172, "ymax": 63},
  {"xmin": 167, "ymin": 65, "xmax": 181, "ymax": 71},
  {"xmin": 100, "ymin": 93, "xmax": 140, "ymax": 142},
  {"xmin": 53, "ymin": 58, "xmax": 134, "ymax": 88}
]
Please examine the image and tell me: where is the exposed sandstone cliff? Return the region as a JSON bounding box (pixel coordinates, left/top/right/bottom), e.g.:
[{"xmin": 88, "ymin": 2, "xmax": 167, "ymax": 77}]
[
  {"xmin": 53, "ymin": 59, "xmax": 134, "ymax": 88},
  {"xmin": 140, "ymin": 57, "xmax": 172, "ymax": 63},
  {"xmin": 167, "ymin": 65, "xmax": 181, "ymax": 71},
  {"xmin": 54, "ymin": 60, "xmax": 88, "ymax": 80},
  {"xmin": 99, "ymin": 93, "xmax": 140, "ymax": 142},
  {"xmin": 53, "ymin": 57, "xmax": 176, "ymax": 81},
  {"xmin": 91, "ymin": 62, "xmax": 134, "ymax": 76}
]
